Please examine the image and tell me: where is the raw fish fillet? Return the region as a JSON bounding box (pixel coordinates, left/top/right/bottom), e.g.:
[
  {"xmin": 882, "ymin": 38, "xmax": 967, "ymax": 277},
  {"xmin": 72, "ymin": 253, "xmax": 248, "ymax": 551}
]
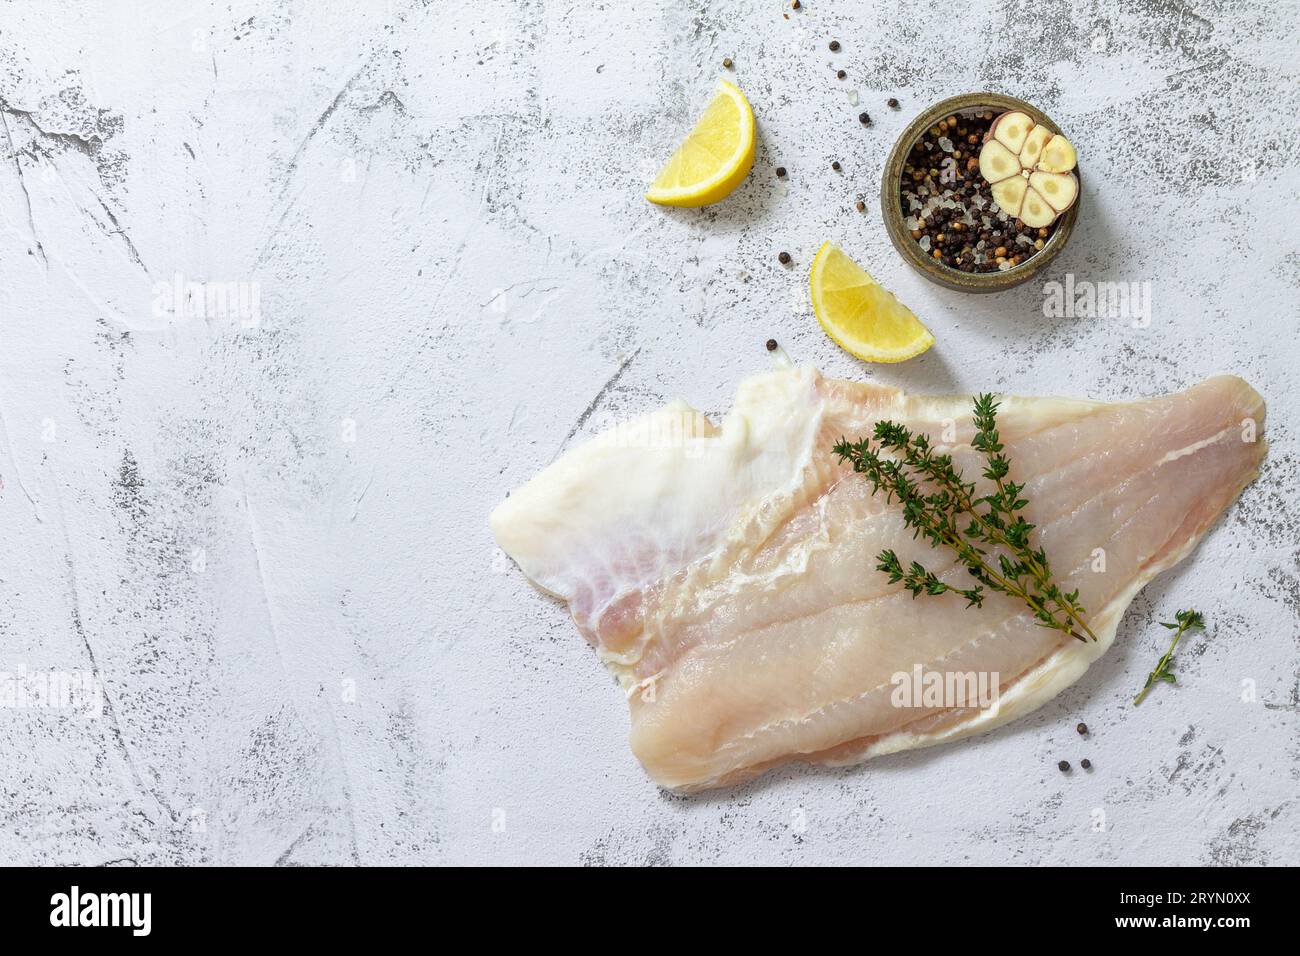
[{"xmin": 491, "ymin": 367, "xmax": 1265, "ymax": 791}]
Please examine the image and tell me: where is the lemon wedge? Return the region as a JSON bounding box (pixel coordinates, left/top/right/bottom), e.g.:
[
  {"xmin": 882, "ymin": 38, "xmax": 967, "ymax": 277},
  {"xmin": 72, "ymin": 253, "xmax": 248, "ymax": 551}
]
[
  {"xmin": 809, "ymin": 242, "xmax": 935, "ymax": 363},
  {"xmin": 645, "ymin": 81, "xmax": 755, "ymax": 207}
]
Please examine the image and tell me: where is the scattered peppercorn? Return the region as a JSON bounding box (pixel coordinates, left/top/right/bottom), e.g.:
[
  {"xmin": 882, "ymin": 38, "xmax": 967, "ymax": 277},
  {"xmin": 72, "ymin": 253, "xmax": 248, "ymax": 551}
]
[
  {"xmin": 1058, "ymin": 760, "xmax": 1070, "ymax": 772},
  {"xmin": 775, "ymin": 166, "xmax": 787, "ymax": 177},
  {"xmin": 778, "ymin": 251, "xmax": 791, "ymax": 265},
  {"xmin": 791, "ymin": 0, "xmax": 800, "ymax": 8},
  {"xmin": 1081, "ymin": 758, "xmax": 1092, "ymax": 770},
  {"xmin": 766, "ymin": 338, "xmax": 778, "ymax": 351},
  {"xmin": 829, "ymin": 40, "xmax": 840, "ymax": 51},
  {"xmin": 855, "ymin": 199, "xmax": 866, "ymax": 212},
  {"xmin": 859, "ymin": 111, "xmax": 871, "ymax": 125},
  {"xmin": 831, "ymin": 160, "xmax": 841, "ymax": 171},
  {"xmin": 1077, "ymin": 722, "xmax": 1088, "ymax": 735},
  {"xmin": 836, "ymin": 69, "xmax": 846, "ymax": 80},
  {"xmin": 722, "ymin": 57, "xmax": 733, "ymax": 69},
  {"xmin": 887, "ymin": 97, "xmax": 899, "ymax": 108}
]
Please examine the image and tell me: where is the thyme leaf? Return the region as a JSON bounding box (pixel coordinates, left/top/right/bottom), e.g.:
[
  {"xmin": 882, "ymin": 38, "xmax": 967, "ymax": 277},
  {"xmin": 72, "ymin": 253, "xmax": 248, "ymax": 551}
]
[
  {"xmin": 832, "ymin": 393, "xmax": 1098, "ymax": 644},
  {"xmin": 1134, "ymin": 609, "xmax": 1206, "ymax": 705}
]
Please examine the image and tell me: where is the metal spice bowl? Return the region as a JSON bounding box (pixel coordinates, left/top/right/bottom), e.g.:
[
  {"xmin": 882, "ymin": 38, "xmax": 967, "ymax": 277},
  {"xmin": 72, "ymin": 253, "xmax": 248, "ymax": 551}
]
[{"xmin": 880, "ymin": 92, "xmax": 1080, "ymax": 293}]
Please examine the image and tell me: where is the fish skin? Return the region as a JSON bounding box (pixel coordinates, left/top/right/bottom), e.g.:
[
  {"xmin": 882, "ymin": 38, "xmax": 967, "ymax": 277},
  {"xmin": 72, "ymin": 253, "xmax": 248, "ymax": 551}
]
[{"xmin": 491, "ymin": 368, "xmax": 1266, "ymax": 791}]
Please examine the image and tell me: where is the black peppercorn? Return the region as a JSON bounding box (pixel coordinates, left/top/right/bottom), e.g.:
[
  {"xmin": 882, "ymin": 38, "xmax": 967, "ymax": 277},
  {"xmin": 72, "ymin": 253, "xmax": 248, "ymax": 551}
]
[
  {"xmin": 1076, "ymin": 722, "xmax": 1088, "ymax": 735},
  {"xmin": 1081, "ymin": 758, "xmax": 1092, "ymax": 770},
  {"xmin": 887, "ymin": 97, "xmax": 899, "ymax": 108},
  {"xmin": 859, "ymin": 111, "xmax": 871, "ymax": 125},
  {"xmin": 836, "ymin": 69, "xmax": 846, "ymax": 79},
  {"xmin": 829, "ymin": 40, "xmax": 840, "ymax": 51},
  {"xmin": 1058, "ymin": 760, "xmax": 1070, "ymax": 772},
  {"xmin": 778, "ymin": 251, "xmax": 791, "ymax": 264},
  {"xmin": 855, "ymin": 199, "xmax": 865, "ymax": 212},
  {"xmin": 722, "ymin": 57, "xmax": 733, "ymax": 69},
  {"xmin": 831, "ymin": 160, "xmax": 841, "ymax": 171},
  {"xmin": 765, "ymin": 338, "xmax": 778, "ymax": 351},
  {"xmin": 775, "ymin": 166, "xmax": 787, "ymax": 177}
]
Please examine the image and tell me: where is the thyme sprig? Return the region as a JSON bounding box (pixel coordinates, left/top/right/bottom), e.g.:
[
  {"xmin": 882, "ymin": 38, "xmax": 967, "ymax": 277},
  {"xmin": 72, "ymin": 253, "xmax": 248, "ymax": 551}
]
[
  {"xmin": 832, "ymin": 393, "xmax": 1098, "ymax": 644},
  {"xmin": 1134, "ymin": 609, "xmax": 1205, "ymax": 705}
]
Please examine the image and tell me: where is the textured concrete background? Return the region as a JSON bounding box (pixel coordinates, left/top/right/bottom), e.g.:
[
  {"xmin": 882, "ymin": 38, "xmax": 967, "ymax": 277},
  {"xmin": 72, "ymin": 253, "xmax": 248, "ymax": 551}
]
[{"xmin": 1, "ymin": 1, "xmax": 1297, "ymax": 866}]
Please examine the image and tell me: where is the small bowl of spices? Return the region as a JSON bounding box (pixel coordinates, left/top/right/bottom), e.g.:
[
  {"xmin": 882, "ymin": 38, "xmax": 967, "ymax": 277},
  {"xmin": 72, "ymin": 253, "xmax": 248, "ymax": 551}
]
[{"xmin": 880, "ymin": 92, "xmax": 1080, "ymax": 292}]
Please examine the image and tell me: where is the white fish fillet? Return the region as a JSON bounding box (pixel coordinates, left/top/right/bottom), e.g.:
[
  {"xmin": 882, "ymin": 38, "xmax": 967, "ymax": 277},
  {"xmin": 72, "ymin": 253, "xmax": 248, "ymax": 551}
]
[{"xmin": 491, "ymin": 367, "xmax": 1266, "ymax": 791}]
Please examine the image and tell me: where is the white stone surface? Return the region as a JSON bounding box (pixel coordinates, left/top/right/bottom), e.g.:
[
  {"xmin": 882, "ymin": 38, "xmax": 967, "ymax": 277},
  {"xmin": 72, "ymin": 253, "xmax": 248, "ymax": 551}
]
[{"xmin": 0, "ymin": 1, "xmax": 1297, "ymax": 865}]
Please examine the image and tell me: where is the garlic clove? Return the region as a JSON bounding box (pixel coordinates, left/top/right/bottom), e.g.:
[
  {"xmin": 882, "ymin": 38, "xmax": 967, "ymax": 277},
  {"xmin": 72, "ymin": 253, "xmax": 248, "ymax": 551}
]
[
  {"xmin": 1018, "ymin": 187, "xmax": 1056, "ymax": 228},
  {"xmin": 1037, "ymin": 133, "xmax": 1077, "ymax": 173},
  {"xmin": 1028, "ymin": 170, "xmax": 1078, "ymax": 212},
  {"xmin": 990, "ymin": 111, "xmax": 1033, "ymax": 154},
  {"xmin": 1018, "ymin": 124, "xmax": 1053, "ymax": 168},
  {"xmin": 979, "ymin": 140, "xmax": 1020, "ymax": 183},
  {"xmin": 991, "ymin": 176, "xmax": 1028, "ymax": 217}
]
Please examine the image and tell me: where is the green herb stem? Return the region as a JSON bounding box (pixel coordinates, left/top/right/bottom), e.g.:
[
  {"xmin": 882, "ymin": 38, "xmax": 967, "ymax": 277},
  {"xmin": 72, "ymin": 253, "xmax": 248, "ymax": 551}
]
[
  {"xmin": 833, "ymin": 393, "xmax": 1097, "ymax": 645},
  {"xmin": 1134, "ymin": 609, "xmax": 1205, "ymax": 705}
]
